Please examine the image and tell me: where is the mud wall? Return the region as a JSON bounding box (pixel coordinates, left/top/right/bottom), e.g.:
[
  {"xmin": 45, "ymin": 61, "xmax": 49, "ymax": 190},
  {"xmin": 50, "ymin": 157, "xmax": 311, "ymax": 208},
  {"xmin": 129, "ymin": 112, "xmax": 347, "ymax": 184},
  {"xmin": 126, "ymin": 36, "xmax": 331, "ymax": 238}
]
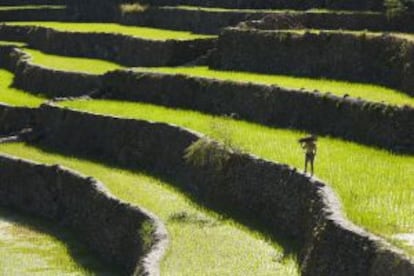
[
  {"xmin": 102, "ymin": 70, "xmax": 414, "ymax": 154},
  {"xmin": 0, "ymin": 153, "xmax": 167, "ymax": 275},
  {"xmin": 212, "ymin": 28, "xmax": 414, "ymax": 97},
  {"xmin": 0, "ymin": 25, "xmax": 215, "ymax": 67},
  {"xmin": 32, "ymin": 104, "xmax": 414, "ymax": 276}
]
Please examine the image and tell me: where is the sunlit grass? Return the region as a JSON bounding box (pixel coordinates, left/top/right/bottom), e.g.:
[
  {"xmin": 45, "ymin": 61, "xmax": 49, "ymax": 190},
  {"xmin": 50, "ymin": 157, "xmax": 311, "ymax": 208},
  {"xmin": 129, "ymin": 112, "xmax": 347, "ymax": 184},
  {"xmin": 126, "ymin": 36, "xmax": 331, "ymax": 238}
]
[
  {"xmin": 5, "ymin": 22, "xmax": 216, "ymax": 41},
  {"xmin": 60, "ymin": 100, "xmax": 414, "ymax": 244},
  {"xmin": 0, "ymin": 5, "xmax": 65, "ymax": 11},
  {"xmin": 0, "ymin": 143, "xmax": 299, "ymax": 275},
  {"xmin": 0, "ymin": 69, "xmax": 44, "ymax": 107},
  {"xmin": 135, "ymin": 66, "xmax": 414, "ymax": 106},
  {"xmin": 9, "ymin": 47, "xmax": 413, "ymax": 106},
  {"xmin": 0, "ymin": 41, "xmax": 26, "ymax": 47},
  {"xmin": 23, "ymin": 48, "xmax": 123, "ymax": 74},
  {"xmin": 165, "ymin": 6, "xmax": 379, "ymax": 14},
  {"xmin": 0, "ymin": 207, "xmax": 118, "ymax": 275}
]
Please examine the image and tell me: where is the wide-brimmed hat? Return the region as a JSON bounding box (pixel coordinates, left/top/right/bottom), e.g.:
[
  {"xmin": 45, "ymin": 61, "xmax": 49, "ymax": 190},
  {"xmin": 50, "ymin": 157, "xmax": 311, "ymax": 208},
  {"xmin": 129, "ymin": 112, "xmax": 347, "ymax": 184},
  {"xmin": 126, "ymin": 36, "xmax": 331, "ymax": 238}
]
[{"xmin": 298, "ymin": 135, "xmax": 318, "ymax": 143}]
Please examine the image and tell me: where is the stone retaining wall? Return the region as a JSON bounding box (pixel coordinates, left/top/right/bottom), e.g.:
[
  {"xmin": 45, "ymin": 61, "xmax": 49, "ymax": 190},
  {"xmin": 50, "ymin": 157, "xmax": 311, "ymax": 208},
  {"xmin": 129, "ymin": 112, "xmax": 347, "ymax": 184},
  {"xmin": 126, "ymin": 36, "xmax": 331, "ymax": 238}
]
[
  {"xmin": 102, "ymin": 70, "xmax": 414, "ymax": 154},
  {"xmin": 211, "ymin": 28, "xmax": 414, "ymax": 97},
  {"xmin": 120, "ymin": 7, "xmax": 267, "ymax": 34},
  {"xmin": 32, "ymin": 104, "xmax": 414, "ymax": 275},
  {"xmin": 0, "ymin": 47, "xmax": 101, "ymax": 97},
  {"xmin": 0, "ymin": 8, "xmax": 69, "ymax": 22},
  {"xmin": 0, "ymin": 24, "xmax": 216, "ymax": 67},
  {"xmin": 0, "ymin": 103, "xmax": 35, "ymax": 134},
  {"xmin": 0, "ymin": 153, "xmax": 167, "ymax": 275},
  {"xmin": 242, "ymin": 11, "xmax": 414, "ymax": 33}
]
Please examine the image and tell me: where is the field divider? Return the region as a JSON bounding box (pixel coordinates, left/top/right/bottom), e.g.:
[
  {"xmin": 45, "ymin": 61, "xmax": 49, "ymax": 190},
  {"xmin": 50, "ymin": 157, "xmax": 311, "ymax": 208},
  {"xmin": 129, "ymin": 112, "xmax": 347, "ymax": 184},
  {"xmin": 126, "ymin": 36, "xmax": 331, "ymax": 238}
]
[
  {"xmin": 25, "ymin": 103, "xmax": 414, "ymax": 275},
  {"xmin": 101, "ymin": 69, "xmax": 414, "ymax": 154},
  {"xmin": 0, "ymin": 45, "xmax": 412, "ymax": 153},
  {"xmin": 0, "ymin": 23, "xmax": 216, "ymax": 66},
  {"xmin": 0, "ymin": 151, "xmax": 168, "ymax": 275}
]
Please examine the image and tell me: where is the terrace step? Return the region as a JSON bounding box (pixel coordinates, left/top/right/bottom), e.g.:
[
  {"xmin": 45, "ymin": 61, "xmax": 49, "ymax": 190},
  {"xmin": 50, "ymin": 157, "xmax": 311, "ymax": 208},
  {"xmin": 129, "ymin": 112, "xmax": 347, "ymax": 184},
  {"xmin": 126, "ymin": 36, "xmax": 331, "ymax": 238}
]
[
  {"xmin": 0, "ymin": 5, "xmax": 70, "ymax": 22},
  {"xmin": 0, "ymin": 23, "xmax": 216, "ymax": 66},
  {"xmin": 0, "ymin": 142, "xmax": 298, "ymax": 275}
]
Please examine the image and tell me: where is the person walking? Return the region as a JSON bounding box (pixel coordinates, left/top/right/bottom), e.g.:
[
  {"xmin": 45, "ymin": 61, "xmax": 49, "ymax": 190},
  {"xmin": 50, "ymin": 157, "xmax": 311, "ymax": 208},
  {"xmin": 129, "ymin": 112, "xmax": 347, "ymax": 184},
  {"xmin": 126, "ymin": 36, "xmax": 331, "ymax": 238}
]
[{"xmin": 299, "ymin": 135, "xmax": 317, "ymax": 176}]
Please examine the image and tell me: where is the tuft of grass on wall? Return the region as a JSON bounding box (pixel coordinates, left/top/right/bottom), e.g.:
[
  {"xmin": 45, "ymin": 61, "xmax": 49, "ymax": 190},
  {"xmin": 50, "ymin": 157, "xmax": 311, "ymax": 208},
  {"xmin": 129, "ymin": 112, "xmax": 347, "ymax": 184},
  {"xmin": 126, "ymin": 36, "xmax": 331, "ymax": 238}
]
[
  {"xmin": 0, "ymin": 143, "xmax": 300, "ymax": 275},
  {"xmin": 60, "ymin": 99, "xmax": 414, "ymax": 246}
]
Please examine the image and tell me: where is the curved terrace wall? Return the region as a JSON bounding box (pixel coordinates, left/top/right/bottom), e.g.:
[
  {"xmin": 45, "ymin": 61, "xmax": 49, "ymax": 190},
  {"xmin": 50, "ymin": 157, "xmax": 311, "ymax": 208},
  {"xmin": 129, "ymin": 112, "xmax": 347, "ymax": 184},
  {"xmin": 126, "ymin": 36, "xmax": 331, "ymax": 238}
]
[
  {"xmin": 0, "ymin": 47, "xmax": 100, "ymax": 97},
  {"xmin": 30, "ymin": 104, "xmax": 414, "ymax": 275},
  {"xmin": 242, "ymin": 12, "xmax": 414, "ymax": 34},
  {"xmin": 0, "ymin": 152, "xmax": 167, "ymax": 275},
  {"xmin": 211, "ymin": 28, "xmax": 414, "ymax": 97},
  {"xmin": 0, "ymin": 24, "xmax": 215, "ymax": 67},
  {"xmin": 0, "ymin": 103, "xmax": 35, "ymax": 134},
  {"xmin": 101, "ymin": 70, "xmax": 414, "ymax": 154}
]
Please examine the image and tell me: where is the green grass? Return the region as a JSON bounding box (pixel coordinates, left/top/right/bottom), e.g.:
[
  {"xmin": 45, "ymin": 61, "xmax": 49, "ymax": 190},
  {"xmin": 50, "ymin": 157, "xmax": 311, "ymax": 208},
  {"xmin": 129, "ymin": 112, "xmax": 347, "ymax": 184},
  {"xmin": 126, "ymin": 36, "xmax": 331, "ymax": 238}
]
[
  {"xmin": 0, "ymin": 207, "xmax": 118, "ymax": 275},
  {"xmin": 11, "ymin": 46, "xmax": 413, "ymax": 106},
  {"xmin": 0, "ymin": 41, "xmax": 26, "ymax": 47},
  {"xmin": 0, "ymin": 5, "xmax": 65, "ymax": 11},
  {"xmin": 163, "ymin": 5, "xmax": 379, "ymax": 15},
  {"xmin": 60, "ymin": 99, "xmax": 414, "ymax": 245},
  {"xmin": 0, "ymin": 69, "xmax": 44, "ymax": 107},
  {"xmin": 135, "ymin": 66, "xmax": 414, "ymax": 107},
  {"xmin": 5, "ymin": 22, "xmax": 216, "ymax": 41},
  {"xmin": 0, "ymin": 143, "xmax": 299, "ymax": 275},
  {"xmin": 23, "ymin": 48, "xmax": 123, "ymax": 74}
]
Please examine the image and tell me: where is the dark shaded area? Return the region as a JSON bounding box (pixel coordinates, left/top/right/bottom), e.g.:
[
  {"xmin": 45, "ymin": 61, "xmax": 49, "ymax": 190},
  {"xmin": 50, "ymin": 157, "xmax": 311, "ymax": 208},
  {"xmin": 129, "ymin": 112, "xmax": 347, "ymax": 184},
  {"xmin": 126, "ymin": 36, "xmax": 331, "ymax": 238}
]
[
  {"xmin": 211, "ymin": 28, "xmax": 414, "ymax": 97},
  {"xmin": 0, "ymin": 206, "xmax": 121, "ymax": 275},
  {"xmin": 0, "ymin": 153, "xmax": 159, "ymax": 275}
]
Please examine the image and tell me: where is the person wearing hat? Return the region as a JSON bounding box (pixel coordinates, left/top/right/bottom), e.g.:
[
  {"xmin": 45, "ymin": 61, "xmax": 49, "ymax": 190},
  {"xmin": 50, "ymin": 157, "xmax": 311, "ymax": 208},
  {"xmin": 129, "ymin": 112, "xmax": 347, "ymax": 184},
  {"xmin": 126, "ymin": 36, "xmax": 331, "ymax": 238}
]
[{"xmin": 299, "ymin": 135, "xmax": 317, "ymax": 176}]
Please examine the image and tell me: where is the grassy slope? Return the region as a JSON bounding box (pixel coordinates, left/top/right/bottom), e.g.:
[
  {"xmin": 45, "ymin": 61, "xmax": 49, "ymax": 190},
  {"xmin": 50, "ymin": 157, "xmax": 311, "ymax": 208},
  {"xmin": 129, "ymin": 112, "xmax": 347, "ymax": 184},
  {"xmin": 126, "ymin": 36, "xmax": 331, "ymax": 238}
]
[
  {"xmin": 0, "ymin": 69, "xmax": 44, "ymax": 107},
  {"xmin": 0, "ymin": 143, "xmax": 299, "ymax": 275},
  {"xmin": 7, "ymin": 47, "xmax": 414, "ymax": 106},
  {"xmin": 0, "ymin": 5, "xmax": 65, "ymax": 11},
  {"xmin": 23, "ymin": 48, "xmax": 123, "ymax": 74},
  {"xmin": 136, "ymin": 66, "xmax": 414, "ymax": 107},
  {"xmin": 0, "ymin": 208, "xmax": 118, "ymax": 275},
  {"xmin": 60, "ymin": 100, "xmax": 414, "ymax": 242},
  {"xmin": 5, "ymin": 22, "xmax": 215, "ymax": 41}
]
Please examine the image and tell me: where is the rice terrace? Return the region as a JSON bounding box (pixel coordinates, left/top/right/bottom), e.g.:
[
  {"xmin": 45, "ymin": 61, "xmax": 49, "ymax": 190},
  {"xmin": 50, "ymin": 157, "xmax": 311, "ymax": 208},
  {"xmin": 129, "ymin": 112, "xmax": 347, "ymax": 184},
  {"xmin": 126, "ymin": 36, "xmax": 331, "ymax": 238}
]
[{"xmin": 0, "ymin": 0, "xmax": 413, "ymax": 275}]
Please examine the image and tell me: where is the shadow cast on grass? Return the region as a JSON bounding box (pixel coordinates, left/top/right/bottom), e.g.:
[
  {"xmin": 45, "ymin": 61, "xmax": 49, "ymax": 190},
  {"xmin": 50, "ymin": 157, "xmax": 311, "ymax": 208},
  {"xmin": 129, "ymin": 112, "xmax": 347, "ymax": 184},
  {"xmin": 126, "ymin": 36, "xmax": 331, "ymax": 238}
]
[
  {"xmin": 30, "ymin": 142, "xmax": 301, "ymax": 262},
  {"xmin": 0, "ymin": 206, "xmax": 121, "ymax": 275}
]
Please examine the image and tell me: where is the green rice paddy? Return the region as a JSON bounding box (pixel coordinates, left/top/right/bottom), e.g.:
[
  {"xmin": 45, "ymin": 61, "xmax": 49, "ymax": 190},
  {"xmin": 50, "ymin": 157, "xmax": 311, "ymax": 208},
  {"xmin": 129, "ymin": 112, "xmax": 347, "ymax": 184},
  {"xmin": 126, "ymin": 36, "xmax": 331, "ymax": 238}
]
[
  {"xmin": 60, "ymin": 99, "xmax": 414, "ymax": 244},
  {"xmin": 23, "ymin": 48, "xmax": 123, "ymax": 74},
  {"xmin": 0, "ymin": 143, "xmax": 299, "ymax": 275},
  {"xmin": 5, "ymin": 22, "xmax": 216, "ymax": 41},
  {"xmin": 136, "ymin": 66, "xmax": 414, "ymax": 106},
  {"xmin": 0, "ymin": 69, "xmax": 44, "ymax": 107},
  {"xmin": 0, "ymin": 5, "xmax": 65, "ymax": 11},
  {"xmin": 0, "ymin": 207, "xmax": 118, "ymax": 275}
]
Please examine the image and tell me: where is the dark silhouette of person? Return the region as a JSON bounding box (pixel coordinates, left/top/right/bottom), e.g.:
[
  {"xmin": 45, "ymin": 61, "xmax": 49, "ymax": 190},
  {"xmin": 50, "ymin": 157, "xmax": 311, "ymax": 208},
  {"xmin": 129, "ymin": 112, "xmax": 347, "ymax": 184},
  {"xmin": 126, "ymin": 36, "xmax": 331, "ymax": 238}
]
[{"xmin": 299, "ymin": 135, "xmax": 317, "ymax": 176}]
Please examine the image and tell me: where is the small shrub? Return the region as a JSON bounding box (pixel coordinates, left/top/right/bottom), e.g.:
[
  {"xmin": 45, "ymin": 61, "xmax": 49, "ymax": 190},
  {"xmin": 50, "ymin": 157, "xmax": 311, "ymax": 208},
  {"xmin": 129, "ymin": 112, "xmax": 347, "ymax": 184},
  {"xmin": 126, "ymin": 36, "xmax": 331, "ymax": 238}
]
[{"xmin": 120, "ymin": 3, "xmax": 148, "ymax": 14}]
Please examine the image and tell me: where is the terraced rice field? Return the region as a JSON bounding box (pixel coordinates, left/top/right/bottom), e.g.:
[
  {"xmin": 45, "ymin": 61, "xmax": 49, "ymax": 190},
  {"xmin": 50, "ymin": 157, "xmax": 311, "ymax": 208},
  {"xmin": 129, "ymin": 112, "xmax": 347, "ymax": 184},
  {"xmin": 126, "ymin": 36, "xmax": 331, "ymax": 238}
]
[
  {"xmin": 60, "ymin": 99, "xmax": 414, "ymax": 242},
  {"xmin": 0, "ymin": 69, "xmax": 44, "ymax": 106},
  {"xmin": 4, "ymin": 22, "xmax": 216, "ymax": 40},
  {"xmin": 1, "ymin": 1, "xmax": 413, "ymax": 274},
  {"xmin": 0, "ymin": 207, "xmax": 118, "ymax": 275},
  {"xmin": 0, "ymin": 143, "xmax": 299, "ymax": 275},
  {"xmin": 13, "ymin": 46, "xmax": 414, "ymax": 106}
]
